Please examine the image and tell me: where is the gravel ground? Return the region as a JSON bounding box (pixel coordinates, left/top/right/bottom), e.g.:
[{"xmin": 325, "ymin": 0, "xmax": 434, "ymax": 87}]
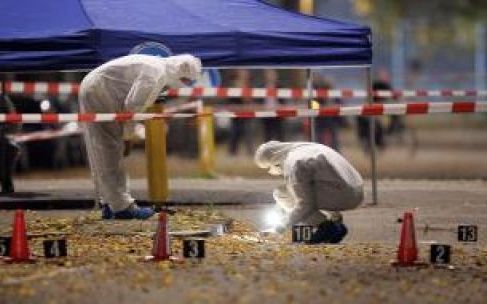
[{"xmin": 1, "ymin": 179, "xmax": 487, "ymax": 304}]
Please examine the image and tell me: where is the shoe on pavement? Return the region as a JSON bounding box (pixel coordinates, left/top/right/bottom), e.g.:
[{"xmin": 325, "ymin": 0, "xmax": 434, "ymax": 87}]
[
  {"xmin": 112, "ymin": 204, "xmax": 155, "ymax": 220},
  {"xmin": 101, "ymin": 204, "xmax": 114, "ymax": 220},
  {"xmin": 309, "ymin": 220, "xmax": 348, "ymax": 244}
]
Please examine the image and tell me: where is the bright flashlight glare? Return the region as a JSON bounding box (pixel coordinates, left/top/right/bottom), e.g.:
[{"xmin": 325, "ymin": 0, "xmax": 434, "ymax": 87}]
[{"xmin": 265, "ymin": 209, "xmax": 283, "ymax": 228}]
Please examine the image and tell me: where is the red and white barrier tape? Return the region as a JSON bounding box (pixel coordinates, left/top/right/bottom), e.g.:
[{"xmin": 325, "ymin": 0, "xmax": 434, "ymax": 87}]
[
  {"xmin": 2, "ymin": 81, "xmax": 487, "ymax": 99},
  {"xmin": 1, "ymin": 102, "xmax": 486, "ymax": 124},
  {"xmin": 5, "ymin": 101, "xmax": 201, "ymax": 143},
  {"xmin": 3, "ymin": 81, "xmax": 80, "ymax": 96},
  {"xmin": 164, "ymin": 100, "xmax": 202, "ymax": 114},
  {"xmin": 165, "ymin": 87, "xmax": 487, "ymax": 99},
  {"xmin": 9, "ymin": 129, "xmax": 82, "ymax": 143}
]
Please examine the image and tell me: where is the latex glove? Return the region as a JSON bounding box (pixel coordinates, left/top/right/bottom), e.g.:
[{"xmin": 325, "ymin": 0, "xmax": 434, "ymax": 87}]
[
  {"xmin": 262, "ymin": 205, "xmax": 289, "ymax": 233},
  {"xmin": 273, "ymin": 184, "xmax": 295, "ymax": 212}
]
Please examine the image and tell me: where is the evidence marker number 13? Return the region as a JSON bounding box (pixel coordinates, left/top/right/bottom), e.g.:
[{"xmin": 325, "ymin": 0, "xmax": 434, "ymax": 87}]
[{"xmin": 458, "ymin": 225, "xmax": 478, "ymax": 242}]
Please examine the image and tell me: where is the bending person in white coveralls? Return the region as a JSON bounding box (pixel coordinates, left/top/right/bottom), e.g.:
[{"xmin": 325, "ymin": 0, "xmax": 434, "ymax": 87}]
[
  {"xmin": 255, "ymin": 141, "xmax": 364, "ymax": 243},
  {"xmin": 79, "ymin": 54, "xmax": 202, "ymax": 220}
]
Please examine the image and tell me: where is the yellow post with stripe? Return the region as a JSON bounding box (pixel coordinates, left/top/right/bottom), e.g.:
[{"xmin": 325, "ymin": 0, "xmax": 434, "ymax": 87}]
[
  {"xmin": 197, "ymin": 106, "xmax": 216, "ymax": 177},
  {"xmin": 145, "ymin": 102, "xmax": 168, "ymax": 204}
]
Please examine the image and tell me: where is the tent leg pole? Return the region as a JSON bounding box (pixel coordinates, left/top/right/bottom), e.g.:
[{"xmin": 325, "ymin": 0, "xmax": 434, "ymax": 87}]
[
  {"xmin": 307, "ymin": 69, "xmax": 316, "ymax": 142},
  {"xmin": 366, "ymin": 67, "xmax": 378, "ymax": 205}
]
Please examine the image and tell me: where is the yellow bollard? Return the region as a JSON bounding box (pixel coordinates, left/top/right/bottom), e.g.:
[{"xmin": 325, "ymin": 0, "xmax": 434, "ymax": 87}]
[
  {"xmin": 197, "ymin": 106, "xmax": 216, "ymax": 177},
  {"xmin": 299, "ymin": 0, "xmax": 314, "ymax": 15},
  {"xmin": 145, "ymin": 102, "xmax": 168, "ymax": 205}
]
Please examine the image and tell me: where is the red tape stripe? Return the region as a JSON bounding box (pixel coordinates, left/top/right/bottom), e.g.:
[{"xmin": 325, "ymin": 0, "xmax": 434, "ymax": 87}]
[
  {"xmin": 78, "ymin": 113, "xmax": 96, "ymax": 122},
  {"xmin": 291, "ymin": 89, "xmax": 303, "ymax": 99},
  {"xmin": 242, "ymin": 88, "xmax": 253, "ymax": 98},
  {"xmin": 342, "ymin": 89, "xmax": 354, "ymax": 98},
  {"xmin": 316, "ymin": 89, "xmax": 329, "ymax": 98},
  {"xmin": 266, "ymin": 88, "xmax": 277, "ymax": 98},
  {"xmin": 234, "ymin": 111, "xmax": 255, "ymax": 118},
  {"xmin": 406, "ymin": 103, "xmax": 429, "ymax": 114},
  {"xmin": 166, "ymin": 89, "xmax": 179, "ymax": 97},
  {"xmin": 319, "ymin": 106, "xmax": 340, "ymax": 117},
  {"xmin": 24, "ymin": 82, "xmax": 35, "ymax": 95},
  {"xmin": 47, "ymin": 83, "xmax": 59, "ymax": 96},
  {"xmin": 115, "ymin": 113, "xmax": 134, "ymax": 121},
  {"xmin": 191, "ymin": 87, "xmax": 203, "ymax": 97},
  {"xmin": 5, "ymin": 113, "xmax": 22, "ymax": 123},
  {"xmin": 362, "ymin": 104, "xmax": 384, "ymax": 116},
  {"xmin": 416, "ymin": 90, "xmax": 428, "ymax": 97},
  {"xmin": 217, "ymin": 87, "xmax": 228, "ymax": 97},
  {"xmin": 71, "ymin": 83, "xmax": 80, "ymax": 95},
  {"xmin": 452, "ymin": 102, "xmax": 475, "ymax": 113},
  {"xmin": 41, "ymin": 113, "xmax": 59, "ymax": 123},
  {"xmin": 276, "ymin": 109, "xmax": 297, "ymax": 117},
  {"xmin": 4, "ymin": 81, "xmax": 12, "ymax": 94},
  {"xmin": 441, "ymin": 90, "xmax": 453, "ymax": 97}
]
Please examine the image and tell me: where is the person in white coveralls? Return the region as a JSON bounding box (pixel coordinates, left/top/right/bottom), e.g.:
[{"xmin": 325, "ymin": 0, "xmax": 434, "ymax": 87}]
[
  {"xmin": 79, "ymin": 54, "xmax": 202, "ymax": 220},
  {"xmin": 255, "ymin": 141, "xmax": 364, "ymax": 243}
]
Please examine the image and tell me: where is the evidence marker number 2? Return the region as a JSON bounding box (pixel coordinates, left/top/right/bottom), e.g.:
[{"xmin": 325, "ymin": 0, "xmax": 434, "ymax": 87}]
[{"xmin": 430, "ymin": 244, "xmax": 451, "ymax": 265}]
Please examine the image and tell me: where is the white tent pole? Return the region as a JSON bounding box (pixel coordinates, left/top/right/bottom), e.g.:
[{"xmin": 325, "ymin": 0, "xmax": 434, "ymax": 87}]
[{"xmin": 366, "ymin": 67, "xmax": 378, "ymax": 205}]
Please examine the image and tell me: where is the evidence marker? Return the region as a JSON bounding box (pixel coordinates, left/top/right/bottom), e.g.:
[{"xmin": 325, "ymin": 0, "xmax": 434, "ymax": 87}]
[
  {"xmin": 43, "ymin": 239, "xmax": 68, "ymax": 258},
  {"xmin": 458, "ymin": 225, "xmax": 478, "ymax": 242},
  {"xmin": 0, "ymin": 237, "xmax": 11, "ymax": 257},
  {"xmin": 430, "ymin": 244, "xmax": 451, "ymax": 265},
  {"xmin": 292, "ymin": 225, "xmax": 315, "ymax": 243},
  {"xmin": 183, "ymin": 239, "xmax": 205, "ymax": 258}
]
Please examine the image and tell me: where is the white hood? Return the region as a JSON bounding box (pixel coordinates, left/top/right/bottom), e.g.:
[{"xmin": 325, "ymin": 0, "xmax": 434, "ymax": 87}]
[
  {"xmin": 163, "ymin": 54, "xmax": 202, "ymax": 88},
  {"xmin": 254, "ymin": 141, "xmax": 311, "ymax": 176}
]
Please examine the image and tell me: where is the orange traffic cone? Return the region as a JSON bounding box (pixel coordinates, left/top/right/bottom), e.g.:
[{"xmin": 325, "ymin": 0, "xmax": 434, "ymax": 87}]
[
  {"xmin": 146, "ymin": 212, "xmax": 171, "ymax": 261},
  {"xmin": 7, "ymin": 210, "xmax": 34, "ymax": 263},
  {"xmin": 395, "ymin": 212, "xmax": 418, "ymax": 266}
]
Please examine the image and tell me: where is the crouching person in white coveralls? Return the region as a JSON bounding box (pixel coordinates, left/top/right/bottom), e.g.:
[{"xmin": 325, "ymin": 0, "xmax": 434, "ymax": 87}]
[
  {"xmin": 255, "ymin": 141, "xmax": 364, "ymax": 243},
  {"xmin": 79, "ymin": 54, "xmax": 202, "ymax": 220}
]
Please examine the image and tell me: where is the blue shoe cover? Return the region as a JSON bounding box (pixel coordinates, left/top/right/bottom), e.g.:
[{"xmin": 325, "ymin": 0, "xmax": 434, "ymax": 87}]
[
  {"xmin": 113, "ymin": 204, "xmax": 155, "ymax": 220},
  {"xmin": 101, "ymin": 204, "xmax": 114, "ymax": 220},
  {"xmin": 310, "ymin": 221, "xmax": 348, "ymax": 244}
]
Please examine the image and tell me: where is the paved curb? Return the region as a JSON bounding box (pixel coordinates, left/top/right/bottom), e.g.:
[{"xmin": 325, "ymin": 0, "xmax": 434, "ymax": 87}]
[{"xmin": 0, "ymin": 178, "xmax": 276, "ymax": 210}]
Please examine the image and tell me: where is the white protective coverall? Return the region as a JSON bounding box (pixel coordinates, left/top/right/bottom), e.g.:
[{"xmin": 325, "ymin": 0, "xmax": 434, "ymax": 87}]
[
  {"xmin": 255, "ymin": 141, "xmax": 364, "ymax": 226},
  {"xmin": 79, "ymin": 54, "xmax": 201, "ymax": 212}
]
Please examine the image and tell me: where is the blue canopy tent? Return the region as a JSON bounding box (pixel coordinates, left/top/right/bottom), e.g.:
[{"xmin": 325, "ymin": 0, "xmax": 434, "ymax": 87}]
[
  {"xmin": 0, "ymin": 0, "xmax": 371, "ymax": 71},
  {"xmin": 0, "ymin": 0, "xmax": 378, "ymax": 204}
]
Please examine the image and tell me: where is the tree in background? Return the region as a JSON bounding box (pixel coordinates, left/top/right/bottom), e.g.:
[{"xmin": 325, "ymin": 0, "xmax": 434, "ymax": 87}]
[{"xmin": 353, "ymin": 0, "xmax": 487, "ymax": 45}]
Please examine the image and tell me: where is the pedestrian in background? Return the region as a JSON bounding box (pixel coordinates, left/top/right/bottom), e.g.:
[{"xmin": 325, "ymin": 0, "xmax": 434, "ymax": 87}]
[
  {"xmin": 261, "ymin": 69, "xmax": 285, "ymax": 142},
  {"xmin": 313, "ymin": 76, "xmax": 344, "ymax": 151},
  {"xmin": 356, "ymin": 82, "xmax": 386, "ymax": 152},
  {"xmin": 228, "ymin": 69, "xmax": 254, "ymax": 156},
  {"xmin": 0, "ymin": 94, "xmax": 20, "ymax": 194}
]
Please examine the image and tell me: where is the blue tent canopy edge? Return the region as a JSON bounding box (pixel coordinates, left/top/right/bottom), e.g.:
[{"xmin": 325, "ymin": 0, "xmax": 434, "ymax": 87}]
[{"xmin": 0, "ymin": 0, "xmax": 372, "ymax": 71}]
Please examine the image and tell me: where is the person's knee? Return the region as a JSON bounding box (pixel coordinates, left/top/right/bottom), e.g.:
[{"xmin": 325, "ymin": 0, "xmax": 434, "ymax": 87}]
[
  {"xmin": 346, "ymin": 187, "xmax": 364, "ymax": 209},
  {"xmin": 331, "ymin": 187, "xmax": 363, "ymax": 211}
]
